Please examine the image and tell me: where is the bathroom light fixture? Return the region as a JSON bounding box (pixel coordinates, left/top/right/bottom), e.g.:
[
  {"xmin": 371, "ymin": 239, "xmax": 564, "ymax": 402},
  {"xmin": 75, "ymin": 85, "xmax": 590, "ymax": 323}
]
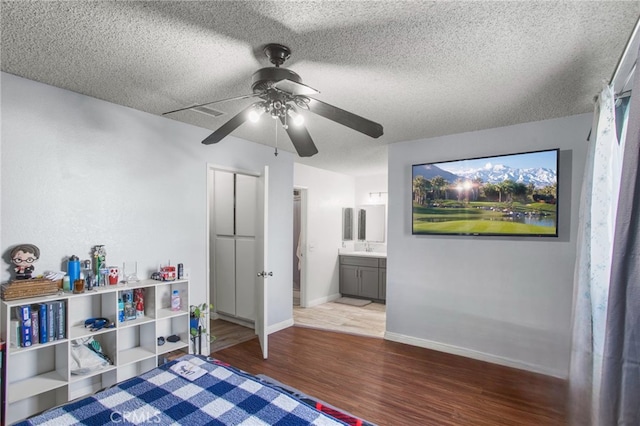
[
  {"xmin": 369, "ymin": 191, "xmax": 388, "ymax": 198},
  {"xmin": 368, "ymin": 191, "xmax": 388, "ymax": 202}
]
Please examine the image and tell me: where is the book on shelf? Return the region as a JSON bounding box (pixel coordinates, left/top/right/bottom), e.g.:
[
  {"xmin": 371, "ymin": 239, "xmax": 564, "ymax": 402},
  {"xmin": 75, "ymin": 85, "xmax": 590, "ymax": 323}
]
[
  {"xmin": 47, "ymin": 302, "xmax": 55, "ymax": 342},
  {"xmin": 38, "ymin": 303, "xmax": 48, "ymax": 344},
  {"xmin": 15, "ymin": 305, "xmax": 32, "ymax": 347},
  {"xmin": 48, "ymin": 301, "xmax": 66, "ymax": 341},
  {"xmin": 30, "ymin": 308, "xmax": 39, "ymax": 344},
  {"xmin": 56, "ymin": 301, "xmax": 66, "ymax": 339}
]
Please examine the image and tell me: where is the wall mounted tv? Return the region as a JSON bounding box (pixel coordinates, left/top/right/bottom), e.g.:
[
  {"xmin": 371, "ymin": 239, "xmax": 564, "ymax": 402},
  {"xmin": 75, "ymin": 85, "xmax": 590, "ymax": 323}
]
[{"xmin": 412, "ymin": 148, "xmax": 559, "ymax": 237}]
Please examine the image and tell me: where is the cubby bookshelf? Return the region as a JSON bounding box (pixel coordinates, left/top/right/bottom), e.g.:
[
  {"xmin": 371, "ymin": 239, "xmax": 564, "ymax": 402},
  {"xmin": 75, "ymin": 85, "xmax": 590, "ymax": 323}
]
[{"xmin": 0, "ymin": 279, "xmax": 189, "ymax": 424}]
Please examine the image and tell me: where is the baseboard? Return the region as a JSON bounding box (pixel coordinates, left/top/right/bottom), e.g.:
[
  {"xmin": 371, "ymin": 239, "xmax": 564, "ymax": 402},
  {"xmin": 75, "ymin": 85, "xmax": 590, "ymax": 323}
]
[
  {"xmin": 215, "ymin": 312, "xmax": 255, "ymax": 329},
  {"xmin": 306, "ymin": 293, "xmax": 341, "ymax": 308},
  {"xmin": 384, "ymin": 331, "xmax": 567, "ymax": 379},
  {"xmin": 268, "ymin": 318, "xmax": 294, "ymax": 334}
]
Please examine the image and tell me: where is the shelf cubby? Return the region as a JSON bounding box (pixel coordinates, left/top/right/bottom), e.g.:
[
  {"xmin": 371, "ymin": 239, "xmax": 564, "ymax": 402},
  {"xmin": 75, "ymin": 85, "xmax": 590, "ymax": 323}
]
[
  {"xmin": 156, "ymin": 280, "xmax": 188, "ymax": 317},
  {"xmin": 156, "ymin": 315, "xmax": 189, "ymax": 355},
  {"xmin": 69, "ymin": 367, "xmax": 117, "ymax": 401},
  {"xmin": 117, "ymin": 357, "xmax": 156, "ymax": 383},
  {"xmin": 117, "ymin": 321, "xmax": 156, "ymax": 366},
  {"xmin": 6, "ymin": 386, "xmax": 68, "ymax": 425},
  {"xmin": 7, "ymin": 343, "xmax": 69, "ymax": 397},
  {"xmin": 68, "ymin": 291, "xmax": 116, "ymax": 340}
]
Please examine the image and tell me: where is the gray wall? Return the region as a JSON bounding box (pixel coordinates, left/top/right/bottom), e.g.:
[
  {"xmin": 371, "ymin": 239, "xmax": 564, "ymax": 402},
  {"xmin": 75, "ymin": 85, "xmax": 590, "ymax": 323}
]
[
  {"xmin": 1, "ymin": 73, "xmax": 295, "ymax": 335},
  {"xmin": 387, "ymin": 113, "xmax": 590, "ymax": 377}
]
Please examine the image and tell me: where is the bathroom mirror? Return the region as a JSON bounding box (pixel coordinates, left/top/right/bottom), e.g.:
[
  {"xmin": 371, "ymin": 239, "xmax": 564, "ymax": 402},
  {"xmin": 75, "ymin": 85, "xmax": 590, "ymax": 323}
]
[
  {"xmin": 357, "ymin": 204, "xmax": 386, "ymax": 242},
  {"xmin": 342, "ymin": 207, "xmax": 353, "ymax": 241}
]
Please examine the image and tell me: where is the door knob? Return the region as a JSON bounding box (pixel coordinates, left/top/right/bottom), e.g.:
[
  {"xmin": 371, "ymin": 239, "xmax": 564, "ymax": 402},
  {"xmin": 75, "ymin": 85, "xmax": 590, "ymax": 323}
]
[{"xmin": 257, "ymin": 271, "xmax": 273, "ymax": 277}]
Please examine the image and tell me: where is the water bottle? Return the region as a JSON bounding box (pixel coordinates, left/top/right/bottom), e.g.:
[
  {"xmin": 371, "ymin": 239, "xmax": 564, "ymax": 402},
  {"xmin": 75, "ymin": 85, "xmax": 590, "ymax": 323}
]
[
  {"xmin": 68, "ymin": 255, "xmax": 80, "ymax": 285},
  {"xmin": 171, "ymin": 290, "xmax": 180, "ymax": 311}
]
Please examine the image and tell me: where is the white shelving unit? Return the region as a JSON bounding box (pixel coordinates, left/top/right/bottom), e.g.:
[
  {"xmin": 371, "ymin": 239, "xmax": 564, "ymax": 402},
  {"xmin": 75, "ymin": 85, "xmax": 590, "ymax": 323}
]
[{"xmin": 1, "ymin": 279, "xmax": 189, "ymax": 424}]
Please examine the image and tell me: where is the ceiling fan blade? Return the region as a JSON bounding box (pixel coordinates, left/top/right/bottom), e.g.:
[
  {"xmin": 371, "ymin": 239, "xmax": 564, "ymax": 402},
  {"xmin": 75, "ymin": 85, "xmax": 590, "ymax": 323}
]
[
  {"xmin": 305, "ymin": 97, "xmax": 384, "ymax": 138},
  {"xmin": 202, "ymin": 103, "xmax": 257, "ymax": 145},
  {"xmin": 278, "ymin": 116, "xmax": 319, "ymax": 157},
  {"xmin": 274, "ymin": 79, "xmax": 318, "ymax": 96},
  {"xmin": 163, "ymin": 93, "xmax": 259, "ymax": 115}
]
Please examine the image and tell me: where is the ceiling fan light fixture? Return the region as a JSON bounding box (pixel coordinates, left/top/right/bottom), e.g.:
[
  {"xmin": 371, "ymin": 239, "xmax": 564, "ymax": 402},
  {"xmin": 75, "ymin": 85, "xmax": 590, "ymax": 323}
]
[
  {"xmin": 184, "ymin": 43, "xmax": 383, "ymax": 155},
  {"xmin": 248, "ymin": 105, "xmax": 265, "ymax": 123},
  {"xmin": 287, "ymin": 107, "xmax": 304, "ymax": 126}
]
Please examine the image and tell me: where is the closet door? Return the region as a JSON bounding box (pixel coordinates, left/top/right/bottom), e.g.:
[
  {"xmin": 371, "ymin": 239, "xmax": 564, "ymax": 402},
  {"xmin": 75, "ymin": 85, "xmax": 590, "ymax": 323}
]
[
  {"xmin": 215, "ymin": 237, "xmax": 236, "ymax": 316},
  {"xmin": 235, "ymin": 174, "xmax": 257, "ymax": 237},
  {"xmin": 214, "ymin": 170, "xmax": 234, "ymax": 236},
  {"xmin": 212, "ymin": 171, "xmax": 257, "ymax": 322},
  {"xmin": 235, "ymin": 238, "xmax": 256, "ymax": 320}
]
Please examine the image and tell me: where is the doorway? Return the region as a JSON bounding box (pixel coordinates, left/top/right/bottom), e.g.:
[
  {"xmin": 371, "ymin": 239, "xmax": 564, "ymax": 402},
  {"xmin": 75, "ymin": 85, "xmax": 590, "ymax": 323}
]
[
  {"xmin": 292, "ymin": 187, "xmax": 307, "ymax": 308},
  {"xmin": 206, "ymin": 165, "xmax": 269, "ymax": 358}
]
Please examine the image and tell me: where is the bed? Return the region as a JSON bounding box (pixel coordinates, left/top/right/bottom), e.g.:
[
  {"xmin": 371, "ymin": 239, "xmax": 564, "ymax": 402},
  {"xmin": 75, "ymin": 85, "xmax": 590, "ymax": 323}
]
[{"xmin": 16, "ymin": 354, "xmax": 374, "ymax": 426}]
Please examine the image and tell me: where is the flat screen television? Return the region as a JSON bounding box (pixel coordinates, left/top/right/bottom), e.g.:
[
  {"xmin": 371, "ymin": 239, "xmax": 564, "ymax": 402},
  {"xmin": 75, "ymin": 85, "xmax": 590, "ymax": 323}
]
[{"xmin": 412, "ymin": 148, "xmax": 559, "ymax": 237}]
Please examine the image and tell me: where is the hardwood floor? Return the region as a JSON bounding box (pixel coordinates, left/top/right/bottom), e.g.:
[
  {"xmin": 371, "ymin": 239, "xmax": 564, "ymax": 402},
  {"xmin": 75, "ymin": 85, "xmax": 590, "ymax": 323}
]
[
  {"xmin": 213, "ymin": 326, "xmax": 567, "ymax": 426},
  {"xmin": 209, "ymin": 318, "xmax": 257, "ymax": 352}
]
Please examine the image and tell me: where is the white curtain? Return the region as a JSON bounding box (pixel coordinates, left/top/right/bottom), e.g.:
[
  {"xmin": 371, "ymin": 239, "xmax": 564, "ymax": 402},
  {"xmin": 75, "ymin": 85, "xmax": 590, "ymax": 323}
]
[{"xmin": 569, "ymin": 84, "xmax": 624, "ymax": 425}]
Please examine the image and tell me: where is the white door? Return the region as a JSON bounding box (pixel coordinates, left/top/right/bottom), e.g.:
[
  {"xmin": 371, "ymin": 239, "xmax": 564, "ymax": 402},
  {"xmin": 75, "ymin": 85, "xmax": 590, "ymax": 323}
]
[
  {"xmin": 235, "ymin": 238, "xmax": 256, "ymax": 320},
  {"xmin": 255, "ymin": 166, "xmax": 269, "ymax": 359},
  {"xmin": 214, "ymin": 237, "xmax": 236, "ymax": 316},
  {"xmin": 235, "ymin": 174, "xmax": 257, "ymax": 237},
  {"xmin": 213, "ymin": 171, "xmax": 234, "ymax": 235}
]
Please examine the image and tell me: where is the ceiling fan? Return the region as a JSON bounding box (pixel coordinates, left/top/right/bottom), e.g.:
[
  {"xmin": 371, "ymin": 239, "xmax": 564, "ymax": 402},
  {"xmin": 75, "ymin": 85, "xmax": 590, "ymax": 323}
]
[{"xmin": 163, "ymin": 44, "xmax": 384, "ymax": 157}]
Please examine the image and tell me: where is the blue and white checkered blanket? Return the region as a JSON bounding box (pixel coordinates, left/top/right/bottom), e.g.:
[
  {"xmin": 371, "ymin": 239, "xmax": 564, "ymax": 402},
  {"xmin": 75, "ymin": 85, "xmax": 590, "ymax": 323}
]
[{"xmin": 17, "ymin": 355, "xmax": 348, "ymax": 425}]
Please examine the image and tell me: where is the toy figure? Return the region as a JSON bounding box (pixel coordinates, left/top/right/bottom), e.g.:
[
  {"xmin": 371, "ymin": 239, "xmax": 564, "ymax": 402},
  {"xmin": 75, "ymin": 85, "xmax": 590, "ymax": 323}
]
[
  {"xmin": 10, "ymin": 244, "xmax": 40, "ymax": 280},
  {"xmin": 93, "ymin": 245, "xmax": 106, "ymax": 285},
  {"xmin": 134, "ymin": 288, "xmax": 145, "ymax": 318}
]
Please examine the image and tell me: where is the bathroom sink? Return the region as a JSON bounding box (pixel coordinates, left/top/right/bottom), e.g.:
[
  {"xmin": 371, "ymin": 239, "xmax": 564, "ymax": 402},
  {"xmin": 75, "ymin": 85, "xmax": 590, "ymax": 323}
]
[{"xmin": 338, "ymin": 249, "xmax": 387, "ymax": 258}]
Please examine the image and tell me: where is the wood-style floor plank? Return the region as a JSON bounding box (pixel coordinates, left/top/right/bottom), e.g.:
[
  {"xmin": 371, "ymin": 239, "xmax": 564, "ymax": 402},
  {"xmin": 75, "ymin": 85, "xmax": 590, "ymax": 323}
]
[
  {"xmin": 213, "ymin": 326, "xmax": 567, "ymax": 426},
  {"xmin": 210, "ymin": 318, "xmax": 257, "ymax": 352}
]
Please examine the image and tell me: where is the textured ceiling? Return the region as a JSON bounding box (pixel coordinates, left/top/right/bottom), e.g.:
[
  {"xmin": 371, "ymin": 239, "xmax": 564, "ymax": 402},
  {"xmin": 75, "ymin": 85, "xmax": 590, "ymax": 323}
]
[{"xmin": 2, "ymin": 1, "xmax": 639, "ymax": 176}]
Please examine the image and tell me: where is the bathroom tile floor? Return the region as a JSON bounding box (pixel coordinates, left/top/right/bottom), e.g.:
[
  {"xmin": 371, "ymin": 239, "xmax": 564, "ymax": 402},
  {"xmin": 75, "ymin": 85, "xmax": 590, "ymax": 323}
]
[{"xmin": 293, "ymin": 301, "xmax": 386, "ymax": 338}]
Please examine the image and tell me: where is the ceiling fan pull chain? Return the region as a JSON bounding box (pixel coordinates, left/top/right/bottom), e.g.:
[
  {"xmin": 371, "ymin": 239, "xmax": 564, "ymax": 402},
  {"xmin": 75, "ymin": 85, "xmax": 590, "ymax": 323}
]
[{"xmin": 274, "ymin": 117, "xmax": 279, "ymax": 157}]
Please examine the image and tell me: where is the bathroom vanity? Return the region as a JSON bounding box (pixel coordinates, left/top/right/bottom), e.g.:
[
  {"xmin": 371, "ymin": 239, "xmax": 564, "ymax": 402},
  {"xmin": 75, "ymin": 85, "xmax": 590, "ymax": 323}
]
[{"xmin": 339, "ymin": 252, "xmax": 386, "ymax": 302}]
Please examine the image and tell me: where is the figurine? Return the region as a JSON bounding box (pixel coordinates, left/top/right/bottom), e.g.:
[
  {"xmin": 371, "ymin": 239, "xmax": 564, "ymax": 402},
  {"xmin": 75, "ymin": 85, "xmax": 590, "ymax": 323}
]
[
  {"xmin": 134, "ymin": 288, "xmax": 145, "ymax": 318},
  {"xmin": 92, "ymin": 245, "xmax": 106, "ymax": 285},
  {"xmin": 10, "ymin": 244, "xmax": 40, "ymax": 280}
]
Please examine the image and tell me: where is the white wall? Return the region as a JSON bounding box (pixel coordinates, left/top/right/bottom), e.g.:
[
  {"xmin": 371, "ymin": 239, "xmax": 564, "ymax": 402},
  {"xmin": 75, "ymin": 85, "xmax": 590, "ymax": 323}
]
[
  {"xmin": 387, "ymin": 113, "xmax": 590, "ymax": 377},
  {"xmin": 293, "ymin": 163, "xmax": 355, "ymax": 306},
  {"xmin": 354, "ymin": 174, "xmax": 388, "ymax": 206},
  {"xmin": 1, "ymin": 73, "xmax": 294, "ymax": 339},
  {"xmin": 354, "ymin": 174, "xmax": 388, "ymax": 249}
]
